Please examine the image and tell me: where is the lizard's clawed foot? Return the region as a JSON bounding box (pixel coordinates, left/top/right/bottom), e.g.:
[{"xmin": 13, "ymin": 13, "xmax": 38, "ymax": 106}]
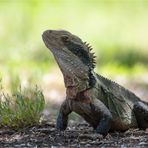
[
  {"xmin": 56, "ymin": 113, "xmax": 67, "ymax": 131},
  {"xmin": 96, "ymin": 126, "xmax": 109, "ymax": 137}
]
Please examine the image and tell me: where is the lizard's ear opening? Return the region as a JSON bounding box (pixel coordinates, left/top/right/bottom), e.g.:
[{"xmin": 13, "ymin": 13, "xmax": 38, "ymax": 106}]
[{"xmin": 61, "ymin": 35, "xmax": 70, "ymax": 43}]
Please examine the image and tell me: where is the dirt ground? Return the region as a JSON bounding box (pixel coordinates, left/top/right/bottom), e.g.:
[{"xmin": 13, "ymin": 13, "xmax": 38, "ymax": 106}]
[{"xmin": 0, "ymin": 120, "xmax": 148, "ymax": 148}]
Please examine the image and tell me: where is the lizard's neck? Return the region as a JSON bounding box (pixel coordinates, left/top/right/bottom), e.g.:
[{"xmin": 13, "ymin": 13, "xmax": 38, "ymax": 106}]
[
  {"xmin": 53, "ymin": 53, "xmax": 96, "ymax": 98},
  {"xmin": 64, "ymin": 70, "xmax": 96, "ymax": 99}
]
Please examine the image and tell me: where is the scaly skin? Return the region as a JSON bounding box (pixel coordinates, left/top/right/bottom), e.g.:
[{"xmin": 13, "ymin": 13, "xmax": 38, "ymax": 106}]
[{"xmin": 42, "ymin": 30, "xmax": 148, "ymax": 136}]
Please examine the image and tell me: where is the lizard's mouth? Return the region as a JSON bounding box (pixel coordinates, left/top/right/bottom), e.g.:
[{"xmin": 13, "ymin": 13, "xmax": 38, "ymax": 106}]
[
  {"xmin": 42, "ymin": 30, "xmax": 66, "ymax": 53},
  {"xmin": 42, "ymin": 31, "xmax": 56, "ymax": 51}
]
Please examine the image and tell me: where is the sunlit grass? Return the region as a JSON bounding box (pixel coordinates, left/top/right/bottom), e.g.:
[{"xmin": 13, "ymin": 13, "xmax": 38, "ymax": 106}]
[
  {"xmin": 98, "ymin": 63, "xmax": 148, "ymax": 78},
  {"xmin": 0, "ymin": 84, "xmax": 45, "ymax": 129}
]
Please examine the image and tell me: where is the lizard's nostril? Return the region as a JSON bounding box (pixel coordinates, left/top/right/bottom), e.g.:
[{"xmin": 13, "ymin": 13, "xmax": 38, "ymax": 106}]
[{"xmin": 42, "ymin": 30, "xmax": 52, "ymax": 38}]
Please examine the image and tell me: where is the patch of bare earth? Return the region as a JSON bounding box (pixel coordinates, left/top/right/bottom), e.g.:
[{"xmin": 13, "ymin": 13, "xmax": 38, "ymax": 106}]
[{"xmin": 0, "ymin": 120, "xmax": 148, "ymax": 147}]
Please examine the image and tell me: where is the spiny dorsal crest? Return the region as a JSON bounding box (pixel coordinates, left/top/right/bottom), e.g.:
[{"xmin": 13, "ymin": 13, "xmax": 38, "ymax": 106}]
[{"xmin": 84, "ymin": 42, "xmax": 96, "ymax": 69}]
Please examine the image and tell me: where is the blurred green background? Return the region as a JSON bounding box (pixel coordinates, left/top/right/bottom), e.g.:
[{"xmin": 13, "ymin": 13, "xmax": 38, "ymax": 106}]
[{"xmin": 0, "ymin": 0, "xmax": 148, "ymax": 103}]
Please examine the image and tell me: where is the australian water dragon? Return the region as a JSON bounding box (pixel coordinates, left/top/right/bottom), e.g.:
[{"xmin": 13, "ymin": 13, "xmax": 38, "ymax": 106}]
[{"xmin": 42, "ymin": 30, "xmax": 148, "ymax": 136}]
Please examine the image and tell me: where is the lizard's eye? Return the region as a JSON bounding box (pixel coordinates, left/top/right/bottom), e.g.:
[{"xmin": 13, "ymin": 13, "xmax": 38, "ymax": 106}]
[{"xmin": 61, "ymin": 35, "xmax": 69, "ymax": 42}]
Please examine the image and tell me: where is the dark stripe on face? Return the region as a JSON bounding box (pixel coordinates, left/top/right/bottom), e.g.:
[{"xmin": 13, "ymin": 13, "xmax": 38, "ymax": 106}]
[
  {"xmin": 63, "ymin": 41, "xmax": 92, "ymax": 67},
  {"xmin": 63, "ymin": 40, "xmax": 96, "ymax": 87}
]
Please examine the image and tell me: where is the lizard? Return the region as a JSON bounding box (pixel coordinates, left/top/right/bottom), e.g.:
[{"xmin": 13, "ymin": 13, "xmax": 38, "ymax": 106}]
[{"xmin": 42, "ymin": 29, "xmax": 148, "ymax": 136}]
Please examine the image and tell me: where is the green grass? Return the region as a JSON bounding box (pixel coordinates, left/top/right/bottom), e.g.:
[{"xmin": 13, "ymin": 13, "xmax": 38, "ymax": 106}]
[
  {"xmin": 98, "ymin": 46, "xmax": 148, "ymax": 67},
  {"xmin": 98, "ymin": 63, "xmax": 148, "ymax": 78},
  {"xmin": 0, "ymin": 84, "xmax": 45, "ymax": 129}
]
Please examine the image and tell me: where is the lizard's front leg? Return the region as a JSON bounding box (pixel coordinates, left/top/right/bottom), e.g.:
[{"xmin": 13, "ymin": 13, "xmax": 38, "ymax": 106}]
[
  {"xmin": 71, "ymin": 98, "xmax": 112, "ymax": 136},
  {"xmin": 56, "ymin": 98, "xmax": 72, "ymax": 130},
  {"xmin": 92, "ymin": 99, "xmax": 112, "ymax": 136}
]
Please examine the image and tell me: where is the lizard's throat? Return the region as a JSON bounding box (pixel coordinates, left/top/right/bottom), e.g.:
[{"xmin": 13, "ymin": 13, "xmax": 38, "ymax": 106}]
[
  {"xmin": 64, "ymin": 74, "xmax": 90, "ymax": 99},
  {"xmin": 55, "ymin": 56, "xmax": 91, "ymax": 98}
]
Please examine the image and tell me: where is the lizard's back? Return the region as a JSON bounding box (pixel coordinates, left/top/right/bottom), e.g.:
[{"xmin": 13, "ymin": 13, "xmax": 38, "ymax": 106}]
[{"xmin": 95, "ymin": 74, "xmax": 141, "ymax": 129}]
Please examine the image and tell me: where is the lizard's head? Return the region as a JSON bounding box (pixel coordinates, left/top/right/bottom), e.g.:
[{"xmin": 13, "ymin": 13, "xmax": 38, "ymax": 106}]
[
  {"xmin": 42, "ymin": 29, "xmax": 96, "ymax": 68},
  {"xmin": 42, "ymin": 30, "xmax": 96, "ymax": 89}
]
